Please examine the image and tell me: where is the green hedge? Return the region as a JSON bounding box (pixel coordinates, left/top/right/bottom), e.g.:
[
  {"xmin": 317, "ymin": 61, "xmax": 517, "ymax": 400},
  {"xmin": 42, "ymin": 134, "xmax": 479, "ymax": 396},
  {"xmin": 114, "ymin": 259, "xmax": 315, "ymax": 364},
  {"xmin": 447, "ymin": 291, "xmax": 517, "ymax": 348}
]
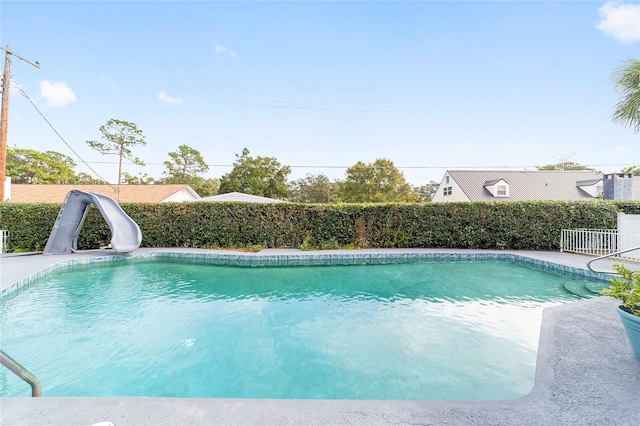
[{"xmin": 0, "ymin": 200, "xmax": 635, "ymax": 253}]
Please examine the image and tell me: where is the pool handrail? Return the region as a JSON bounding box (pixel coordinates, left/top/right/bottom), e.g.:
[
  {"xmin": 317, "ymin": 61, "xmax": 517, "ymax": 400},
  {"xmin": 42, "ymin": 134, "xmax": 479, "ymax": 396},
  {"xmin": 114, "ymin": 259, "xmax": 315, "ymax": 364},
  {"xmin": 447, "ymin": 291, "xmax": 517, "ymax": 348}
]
[
  {"xmin": 0, "ymin": 349, "xmax": 41, "ymax": 397},
  {"xmin": 586, "ymin": 244, "xmax": 640, "ymax": 274}
]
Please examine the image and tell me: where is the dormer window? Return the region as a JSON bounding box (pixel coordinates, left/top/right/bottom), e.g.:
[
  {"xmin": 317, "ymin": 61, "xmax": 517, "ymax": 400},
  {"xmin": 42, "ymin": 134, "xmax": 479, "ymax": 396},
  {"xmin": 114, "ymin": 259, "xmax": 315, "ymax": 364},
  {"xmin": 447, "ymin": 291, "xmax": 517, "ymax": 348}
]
[
  {"xmin": 577, "ymin": 179, "xmax": 604, "ymax": 198},
  {"xmin": 484, "ymin": 179, "xmax": 510, "ymax": 197}
]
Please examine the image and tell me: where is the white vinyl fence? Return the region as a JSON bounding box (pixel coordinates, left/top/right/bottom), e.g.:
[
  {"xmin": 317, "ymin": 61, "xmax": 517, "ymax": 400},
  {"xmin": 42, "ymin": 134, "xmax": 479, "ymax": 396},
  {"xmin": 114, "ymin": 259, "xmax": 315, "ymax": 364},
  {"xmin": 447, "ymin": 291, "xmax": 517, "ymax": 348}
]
[
  {"xmin": 0, "ymin": 230, "xmax": 7, "ymax": 254},
  {"xmin": 561, "ymin": 213, "xmax": 640, "ymax": 262}
]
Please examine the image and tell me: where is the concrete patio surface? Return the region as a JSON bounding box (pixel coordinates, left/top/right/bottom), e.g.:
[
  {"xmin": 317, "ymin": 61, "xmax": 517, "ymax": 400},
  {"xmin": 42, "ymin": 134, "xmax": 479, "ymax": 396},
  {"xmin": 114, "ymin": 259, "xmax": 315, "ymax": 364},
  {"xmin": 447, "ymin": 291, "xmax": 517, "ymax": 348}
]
[{"xmin": 1, "ymin": 249, "xmax": 639, "ymax": 425}]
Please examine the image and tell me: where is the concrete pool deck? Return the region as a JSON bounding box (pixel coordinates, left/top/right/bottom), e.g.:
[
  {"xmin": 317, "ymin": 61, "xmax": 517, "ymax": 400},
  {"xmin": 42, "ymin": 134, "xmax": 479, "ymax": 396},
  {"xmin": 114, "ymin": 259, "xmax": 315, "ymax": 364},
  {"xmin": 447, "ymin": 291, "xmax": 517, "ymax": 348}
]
[{"xmin": 1, "ymin": 248, "xmax": 639, "ymax": 425}]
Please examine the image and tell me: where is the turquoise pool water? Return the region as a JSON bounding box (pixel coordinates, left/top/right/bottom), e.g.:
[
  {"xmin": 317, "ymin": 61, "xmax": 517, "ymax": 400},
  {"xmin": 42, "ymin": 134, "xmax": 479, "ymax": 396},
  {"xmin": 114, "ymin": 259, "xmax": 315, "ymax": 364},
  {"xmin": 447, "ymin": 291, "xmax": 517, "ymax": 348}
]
[{"xmin": 0, "ymin": 258, "xmax": 602, "ymax": 400}]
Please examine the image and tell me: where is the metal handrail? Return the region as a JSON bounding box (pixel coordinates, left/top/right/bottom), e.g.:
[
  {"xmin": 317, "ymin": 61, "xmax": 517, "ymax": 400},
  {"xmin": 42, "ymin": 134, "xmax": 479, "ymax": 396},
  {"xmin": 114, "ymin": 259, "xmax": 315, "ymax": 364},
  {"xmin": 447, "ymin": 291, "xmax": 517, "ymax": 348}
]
[
  {"xmin": 0, "ymin": 349, "xmax": 41, "ymax": 397},
  {"xmin": 586, "ymin": 245, "xmax": 640, "ymax": 274}
]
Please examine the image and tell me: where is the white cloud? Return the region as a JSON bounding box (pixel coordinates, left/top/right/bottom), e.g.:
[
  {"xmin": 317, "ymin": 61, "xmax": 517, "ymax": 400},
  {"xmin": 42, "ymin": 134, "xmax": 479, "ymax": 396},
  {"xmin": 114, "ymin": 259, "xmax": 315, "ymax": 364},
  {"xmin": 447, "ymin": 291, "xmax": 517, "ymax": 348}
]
[
  {"xmin": 157, "ymin": 91, "xmax": 183, "ymax": 104},
  {"xmin": 214, "ymin": 43, "xmax": 237, "ymax": 58},
  {"xmin": 39, "ymin": 80, "xmax": 76, "ymax": 107},
  {"xmin": 596, "ymin": 2, "xmax": 640, "ymax": 43}
]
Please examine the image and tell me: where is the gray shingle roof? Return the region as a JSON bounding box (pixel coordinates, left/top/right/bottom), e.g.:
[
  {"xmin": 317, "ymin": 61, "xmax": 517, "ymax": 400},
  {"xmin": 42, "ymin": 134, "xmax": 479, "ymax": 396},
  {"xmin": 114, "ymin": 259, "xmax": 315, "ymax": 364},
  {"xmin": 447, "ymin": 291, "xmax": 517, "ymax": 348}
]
[{"xmin": 447, "ymin": 170, "xmax": 602, "ymax": 201}]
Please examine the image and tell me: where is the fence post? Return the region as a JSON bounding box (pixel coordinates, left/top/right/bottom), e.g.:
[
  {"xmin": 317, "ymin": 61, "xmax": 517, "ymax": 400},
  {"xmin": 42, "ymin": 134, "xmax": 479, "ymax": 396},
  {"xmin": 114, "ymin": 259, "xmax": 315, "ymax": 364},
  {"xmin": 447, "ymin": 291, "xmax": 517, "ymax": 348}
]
[{"xmin": 0, "ymin": 230, "xmax": 7, "ymax": 253}]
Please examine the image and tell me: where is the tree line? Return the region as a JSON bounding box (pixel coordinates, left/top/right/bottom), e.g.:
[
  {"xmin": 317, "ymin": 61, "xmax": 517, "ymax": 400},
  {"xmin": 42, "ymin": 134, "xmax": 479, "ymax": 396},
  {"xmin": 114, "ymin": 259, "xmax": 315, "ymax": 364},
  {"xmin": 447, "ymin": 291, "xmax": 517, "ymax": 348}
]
[
  {"xmin": 6, "ymin": 126, "xmax": 439, "ymax": 203},
  {"xmin": 7, "ymin": 59, "xmax": 639, "ymax": 203},
  {"xmin": 9, "ymin": 136, "xmax": 636, "ymax": 204},
  {"xmin": 6, "ymin": 123, "xmax": 636, "ymax": 203}
]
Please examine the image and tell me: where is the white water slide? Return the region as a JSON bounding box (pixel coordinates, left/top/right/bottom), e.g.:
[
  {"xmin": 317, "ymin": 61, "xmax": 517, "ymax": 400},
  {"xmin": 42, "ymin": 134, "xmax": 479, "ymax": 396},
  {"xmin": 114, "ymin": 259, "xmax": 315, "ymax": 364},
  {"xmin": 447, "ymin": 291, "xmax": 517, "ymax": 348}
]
[{"xmin": 43, "ymin": 190, "xmax": 142, "ymax": 255}]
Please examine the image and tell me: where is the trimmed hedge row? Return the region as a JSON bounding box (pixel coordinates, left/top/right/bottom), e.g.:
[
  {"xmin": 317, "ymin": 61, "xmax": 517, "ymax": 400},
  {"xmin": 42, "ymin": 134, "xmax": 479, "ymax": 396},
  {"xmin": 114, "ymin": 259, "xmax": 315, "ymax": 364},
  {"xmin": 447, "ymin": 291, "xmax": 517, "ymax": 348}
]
[{"xmin": 0, "ymin": 200, "xmax": 635, "ymax": 253}]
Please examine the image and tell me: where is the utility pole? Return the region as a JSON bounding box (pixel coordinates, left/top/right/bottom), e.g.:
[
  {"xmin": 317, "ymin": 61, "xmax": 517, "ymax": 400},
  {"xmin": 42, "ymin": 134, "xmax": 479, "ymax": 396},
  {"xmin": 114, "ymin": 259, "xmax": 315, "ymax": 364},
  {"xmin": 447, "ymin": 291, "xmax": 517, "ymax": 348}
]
[{"xmin": 0, "ymin": 45, "xmax": 40, "ymax": 202}]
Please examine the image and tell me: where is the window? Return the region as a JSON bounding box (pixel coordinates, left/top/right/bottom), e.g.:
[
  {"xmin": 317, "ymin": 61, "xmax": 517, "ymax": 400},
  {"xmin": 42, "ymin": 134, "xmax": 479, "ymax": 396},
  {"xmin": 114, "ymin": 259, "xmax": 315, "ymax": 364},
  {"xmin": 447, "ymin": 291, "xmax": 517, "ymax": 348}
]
[
  {"xmin": 445, "ymin": 175, "xmax": 450, "ymax": 184},
  {"xmin": 443, "ymin": 186, "xmax": 452, "ymax": 196},
  {"xmin": 486, "ymin": 181, "xmax": 509, "ymax": 197}
]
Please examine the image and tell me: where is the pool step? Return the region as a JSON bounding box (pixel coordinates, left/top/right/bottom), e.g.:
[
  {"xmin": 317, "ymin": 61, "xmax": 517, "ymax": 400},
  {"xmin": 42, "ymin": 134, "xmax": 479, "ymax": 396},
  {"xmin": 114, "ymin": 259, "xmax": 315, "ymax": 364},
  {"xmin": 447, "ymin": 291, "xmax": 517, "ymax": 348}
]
[
  {"xmin": 585, "ymin": 281, "xmax": 608, "ymax": 295},
  {"xmin": 563, "ymin": 281, "xmax": 596, "ymax": 298}
]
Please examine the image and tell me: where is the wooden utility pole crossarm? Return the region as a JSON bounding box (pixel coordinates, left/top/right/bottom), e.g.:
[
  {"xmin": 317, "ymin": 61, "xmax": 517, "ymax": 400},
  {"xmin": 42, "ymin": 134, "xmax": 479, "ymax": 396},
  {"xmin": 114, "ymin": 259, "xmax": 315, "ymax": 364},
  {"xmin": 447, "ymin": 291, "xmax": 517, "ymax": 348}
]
[{"xmin": 0, "ymin": 45, "xmax": 40, "ymax": 202}]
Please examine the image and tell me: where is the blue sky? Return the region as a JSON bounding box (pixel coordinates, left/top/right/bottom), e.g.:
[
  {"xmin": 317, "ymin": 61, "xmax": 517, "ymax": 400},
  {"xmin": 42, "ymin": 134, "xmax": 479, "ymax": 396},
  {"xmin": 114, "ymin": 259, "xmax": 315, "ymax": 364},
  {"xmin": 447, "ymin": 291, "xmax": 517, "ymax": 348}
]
[{"xmin": 1, "ymin": 1, "xmax": 639, "ymax": 186}]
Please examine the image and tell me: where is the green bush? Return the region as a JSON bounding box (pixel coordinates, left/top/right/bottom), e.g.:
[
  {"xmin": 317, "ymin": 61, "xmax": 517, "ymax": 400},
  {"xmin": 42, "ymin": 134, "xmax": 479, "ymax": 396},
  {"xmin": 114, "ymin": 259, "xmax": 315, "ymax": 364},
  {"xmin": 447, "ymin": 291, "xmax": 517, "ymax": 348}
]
[
  {"xmin": 0, "ymin": 200, "xmax": 632, "ymax": 253},
  {"xmin": 601, "ymin": 264, "xmax": 640, "ymax": 316}
]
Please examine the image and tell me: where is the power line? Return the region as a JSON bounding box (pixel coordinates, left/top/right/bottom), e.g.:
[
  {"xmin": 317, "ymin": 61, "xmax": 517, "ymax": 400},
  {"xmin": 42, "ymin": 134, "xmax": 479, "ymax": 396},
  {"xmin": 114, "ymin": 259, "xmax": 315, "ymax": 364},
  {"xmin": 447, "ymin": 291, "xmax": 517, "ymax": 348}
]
[
  {"xmin": 77, "ymin": 160, "xmax": 632, "ymax": 170},
  {"xmin": 14, "ymin": 82, "xmax": 113, "ymax": 186},
  {"xmin": 0, "ymin": 45, "xmax": 40, "ymax": 201},
  {"xmin": 9, "ymin": 84, "xmax": 631, "ymax": 182}
]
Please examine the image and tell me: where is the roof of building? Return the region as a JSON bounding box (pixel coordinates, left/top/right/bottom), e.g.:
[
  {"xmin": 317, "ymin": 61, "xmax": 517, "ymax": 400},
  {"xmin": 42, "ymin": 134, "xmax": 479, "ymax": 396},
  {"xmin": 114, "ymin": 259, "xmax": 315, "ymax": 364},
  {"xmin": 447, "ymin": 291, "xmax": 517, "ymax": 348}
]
[
  {"xmin": 8, "ymin": 184, "xmax": 200, "ymax": 203},
  {"xmin": 483, "ymin": 179, "xmax": 506, "ymax": 186},
  {"xmin": 576, "ymin": 179, "xmax": 602, "ymax": 186},
  {"xmin": 445, "ymin": 170, "xmax": 602, "ymax": 201},
  {"xmin": 198, "ymin": 192, "xmax": 284, "ymax": 203}
]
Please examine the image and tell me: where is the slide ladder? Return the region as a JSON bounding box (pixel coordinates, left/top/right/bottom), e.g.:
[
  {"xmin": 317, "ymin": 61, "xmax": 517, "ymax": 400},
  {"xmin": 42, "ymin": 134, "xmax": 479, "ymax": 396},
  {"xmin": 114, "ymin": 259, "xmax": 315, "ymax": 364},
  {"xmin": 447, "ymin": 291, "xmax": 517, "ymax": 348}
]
[{"xmin": 43, "ymin": 190, "xmax": 142, "ymax": 255}]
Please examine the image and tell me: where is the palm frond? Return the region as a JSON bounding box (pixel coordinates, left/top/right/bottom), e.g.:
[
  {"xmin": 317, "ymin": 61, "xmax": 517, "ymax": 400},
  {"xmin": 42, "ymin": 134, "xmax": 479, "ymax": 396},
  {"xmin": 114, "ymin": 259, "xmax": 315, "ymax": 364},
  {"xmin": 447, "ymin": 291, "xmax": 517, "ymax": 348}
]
[{"xmin": 611, "ymin": 59, "xmax": 640, "ymax": 134}]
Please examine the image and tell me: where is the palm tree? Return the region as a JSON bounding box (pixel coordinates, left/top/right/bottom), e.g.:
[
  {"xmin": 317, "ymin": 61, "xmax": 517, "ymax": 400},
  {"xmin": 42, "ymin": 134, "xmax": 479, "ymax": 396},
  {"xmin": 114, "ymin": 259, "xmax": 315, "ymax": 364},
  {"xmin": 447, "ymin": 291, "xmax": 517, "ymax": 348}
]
[{"xmin": 612, "ymin": 59, "xmax": 640, "ymax": 134}]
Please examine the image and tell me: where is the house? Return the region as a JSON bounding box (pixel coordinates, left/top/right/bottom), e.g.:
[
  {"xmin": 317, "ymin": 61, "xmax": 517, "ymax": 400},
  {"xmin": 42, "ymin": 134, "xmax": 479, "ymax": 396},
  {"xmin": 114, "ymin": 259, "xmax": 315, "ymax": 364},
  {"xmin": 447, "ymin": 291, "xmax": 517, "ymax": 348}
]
[
  {"xmin": 432, "ymin": 170, "xmax": 603, "ymax": 203},
  {"xmin": 197, "ymin": 191, "xmax": 284, "ymax": 203},
  {"xmin": 6, "ymin": 184, "xmax": 201, "ymax": 203}
]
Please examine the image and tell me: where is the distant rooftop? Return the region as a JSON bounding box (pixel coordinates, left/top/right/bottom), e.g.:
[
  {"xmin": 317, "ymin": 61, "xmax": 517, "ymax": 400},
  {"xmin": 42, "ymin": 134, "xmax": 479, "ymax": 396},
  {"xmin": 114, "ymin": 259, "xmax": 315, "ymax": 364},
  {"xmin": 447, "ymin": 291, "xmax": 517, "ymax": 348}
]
[
  {"xmin": 445, "ymin": 170, "xmax": 602, "ymax": 201},
  {"xmin": 8, "ymin": 184, "xmax": 200, "ymax": 203},
  {"xmin": 198, "ymin": 192, "xmax": 284, "ymax": 203}
]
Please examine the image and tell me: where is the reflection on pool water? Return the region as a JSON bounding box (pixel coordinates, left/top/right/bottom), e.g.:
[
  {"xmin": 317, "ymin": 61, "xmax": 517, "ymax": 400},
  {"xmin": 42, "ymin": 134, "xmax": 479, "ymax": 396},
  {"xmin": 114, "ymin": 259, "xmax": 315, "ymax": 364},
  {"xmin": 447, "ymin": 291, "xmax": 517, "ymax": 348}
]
[{"xmin": 0, "ymin": 258, "xmax": 602, "ymax": 400}]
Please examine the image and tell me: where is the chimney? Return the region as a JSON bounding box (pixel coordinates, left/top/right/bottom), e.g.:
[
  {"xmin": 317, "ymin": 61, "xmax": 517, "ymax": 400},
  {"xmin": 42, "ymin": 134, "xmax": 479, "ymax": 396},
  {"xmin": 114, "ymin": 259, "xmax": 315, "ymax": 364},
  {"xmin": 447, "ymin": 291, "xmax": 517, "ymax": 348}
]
[{"xmin": 602, "ymin": 173, "xmax": 634, "ymax": 200}]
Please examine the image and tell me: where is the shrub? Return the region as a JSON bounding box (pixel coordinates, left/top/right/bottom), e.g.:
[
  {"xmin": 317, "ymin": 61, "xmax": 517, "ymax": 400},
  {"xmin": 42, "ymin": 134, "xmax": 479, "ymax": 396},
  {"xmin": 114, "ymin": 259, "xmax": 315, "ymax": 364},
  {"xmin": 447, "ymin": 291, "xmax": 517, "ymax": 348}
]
[
  {"xmin": 601, "ymin": 264, "xmax": 640, "ymax": 316},
  {"xmin": 0, "ymin": 199, "xmax": 632, "ymax": 252}
]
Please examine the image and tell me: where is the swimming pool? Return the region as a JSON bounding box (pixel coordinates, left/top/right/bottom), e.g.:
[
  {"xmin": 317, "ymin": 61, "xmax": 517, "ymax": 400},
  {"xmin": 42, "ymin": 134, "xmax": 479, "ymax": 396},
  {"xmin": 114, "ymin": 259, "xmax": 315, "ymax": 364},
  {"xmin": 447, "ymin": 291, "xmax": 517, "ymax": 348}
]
[{"xmin": 0, "ymin": 253, "xmax": 606, "ymax": 400}]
